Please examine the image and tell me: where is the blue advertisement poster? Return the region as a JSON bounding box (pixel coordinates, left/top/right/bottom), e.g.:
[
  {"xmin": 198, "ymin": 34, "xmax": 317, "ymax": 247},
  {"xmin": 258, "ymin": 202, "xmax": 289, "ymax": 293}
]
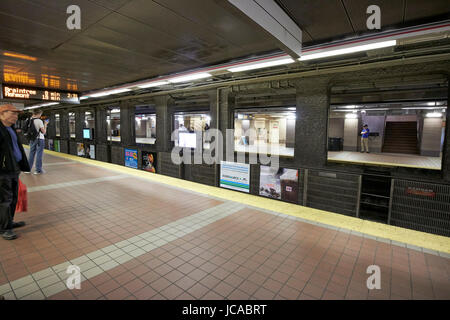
[{"xmin": 125, "ymin": 149, "xmax": 138, "ymax": 169}]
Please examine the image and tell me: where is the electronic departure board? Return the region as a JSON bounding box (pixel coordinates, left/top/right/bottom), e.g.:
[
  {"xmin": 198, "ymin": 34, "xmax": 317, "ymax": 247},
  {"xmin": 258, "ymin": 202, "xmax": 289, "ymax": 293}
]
[{"xmin": 1, "ymin": 85, "xmax": 80, "ymax": 104}]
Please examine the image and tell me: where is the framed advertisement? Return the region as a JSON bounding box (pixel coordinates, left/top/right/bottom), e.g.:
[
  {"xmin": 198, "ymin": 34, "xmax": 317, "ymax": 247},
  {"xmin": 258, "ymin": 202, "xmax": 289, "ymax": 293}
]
[
  {"xmin": 220, "ymin": 161, "xmax": 250, "ymax": 193},
  {"xmin": 125, "ymin": 148, "xmax": 138, "ymax": 169},
  {"xmin": 142, "ymin": 151, "xmax": 157, "ymax": 173},
  {"xmin": 259, "ymin": 166, "xmax": 298, "ymax": 203},
  {"xmin": 85, "ymin": 144, "xmax": 95, "ymax": 159},
  {"xmin": 77, "ymin": 143, "xmax": 85, "ymax": 157},
  {"xmin": 54, "ymin": 140, "xmax": 60, "ymax": 152}
]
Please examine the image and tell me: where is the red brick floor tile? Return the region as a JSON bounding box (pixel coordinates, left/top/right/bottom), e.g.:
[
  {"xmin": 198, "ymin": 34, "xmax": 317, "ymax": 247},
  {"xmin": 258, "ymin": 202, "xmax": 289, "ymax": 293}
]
[
  {"xmin": 77, "ymin": 288, "xmax": 103, "ymax": 300},
  {"xmin": 106, "ymin": 287, "xmax": 131, "ymax": 300},
  {"xmin": 115, "ymin": 272, "xmax": 137, "ymax": 286},
  {"xmin": 48, "ymin": 290, "xmax": 76, "ymax": 300},
  {"xmin": 123, "ymin": 278, "xmax": 146, "ymax": 293},
  {"xmin": 97, "ymin": 280, "xmax": 121, "ymax": 295},
  {"xmin": 213, "ymin": 281, "xmax": 235, "ymax": 298},
  {"xmin": 302, "ymin": 283, "xmax": 325, "ymax": 299},
  {"xmin": 187, "ymin": 282, "xmax": 209, "ymax": 299},
  {"xmin": 174, "ymin": 292, "xmax": 195, "ymax": 300},
  {"xmin": 133, "ymin": 285, "xmax": 157, "ymax": 300},
  {"xmin": 253, "ymin": 287, "xmax": 276, "ymax": 300},
  {"xmin": 160, "ymin": 284, "xmax": 184, "ymax": 299},
  {"xmin": 278, "ymin": 285, "xmax": 301, "ymax": 300},
  {"xmin": 187, "ymin": 269, "xmax": 208, "ymax": 282}
]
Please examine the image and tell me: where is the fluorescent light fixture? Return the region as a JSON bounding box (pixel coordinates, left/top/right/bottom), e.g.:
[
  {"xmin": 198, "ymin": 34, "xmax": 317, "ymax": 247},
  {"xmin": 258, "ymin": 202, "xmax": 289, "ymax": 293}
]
[
  {"xmin": 402, "ymin": 107, "xmax": 438, "ymax": 110},
  {"xmin": 168, "ymin": 73, "xmax": 211, "ymax": 83},
  {"xmin": 228, "ymin": 58, "xmax": 294, "ymax": 72},
  {"xmin": 80, "ymin": 96, "xmax": 89, "ymax": 100},
  {"xmin": 299, "ymin": 40, "xmax": 397, "ymax": 61},
  {"xmin": 427, "ymin": 102, "xmax": 436, "ymax": 106},
  {"xmin": 426, "ymin": 112, "xmax": 442, "ymax": 118},
  {"xmin": 288, "ymin": 107, "xmax": 296, "ymax": 111},
  {"xmin": 363, "ymin": 108, "xmax": 389, "ymax": 111},
  {"xmin": 345, "ymin": 113, "xmax": 358, "ymax": 119},
  {"xmin": 90, "ymin": 88, "xmax": 130, "ymax": 98},
  {"xmin": 110, "ymin": 108, "xmax": 120, "ymax": 113},
  {"xmin": 238, "ymin": 114, "xmax": 244, "ymax": 119},
  {"xmin": 345, "ymin": 105, "xmax": 357, "ymax": 109},
  {"xmin": 137, "ymin": 81, "xmax": 169, "ymax": 88},
  {"xmin": 25, "ymin": 102, "xmax": 59, "ymax": 110}
]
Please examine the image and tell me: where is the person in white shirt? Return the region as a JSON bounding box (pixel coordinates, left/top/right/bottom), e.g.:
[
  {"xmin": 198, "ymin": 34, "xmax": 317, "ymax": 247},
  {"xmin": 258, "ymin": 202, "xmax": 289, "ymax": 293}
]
[{"xmin": 28, "ymin": 109, "xmax": 48, "ymax": 174}]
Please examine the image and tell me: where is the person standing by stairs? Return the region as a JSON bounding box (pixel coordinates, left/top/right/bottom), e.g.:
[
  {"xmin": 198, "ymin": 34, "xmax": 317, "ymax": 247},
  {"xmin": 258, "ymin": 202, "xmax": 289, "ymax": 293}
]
[{"xmin": 361, "ymin": 124, "xmax": 370, "ymax": 153}]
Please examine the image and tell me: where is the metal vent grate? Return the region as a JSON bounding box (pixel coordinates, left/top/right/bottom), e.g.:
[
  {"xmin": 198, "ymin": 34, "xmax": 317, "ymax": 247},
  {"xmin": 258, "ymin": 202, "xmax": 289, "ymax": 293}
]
[
  {"xmin": 391, "ymin": 179, "xmax": 450, "ymax": 237},
  {"xmin": 306, "ymin": 170, "xmax": 360, "ymax": 217}
]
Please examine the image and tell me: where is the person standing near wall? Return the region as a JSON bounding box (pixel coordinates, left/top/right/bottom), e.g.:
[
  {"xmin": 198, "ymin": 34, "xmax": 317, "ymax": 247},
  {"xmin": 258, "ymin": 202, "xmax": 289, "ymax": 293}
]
[
  {"xmin": 0, "ymin": 104, "xmax": 30, "ymax": 240},
  {"xmin": 361, "ymin": 124, "xmax": 370, "ymax": 153},
  {"xmin": 27, "ymin": 109, "xmax": 48, "ymax": 174}
]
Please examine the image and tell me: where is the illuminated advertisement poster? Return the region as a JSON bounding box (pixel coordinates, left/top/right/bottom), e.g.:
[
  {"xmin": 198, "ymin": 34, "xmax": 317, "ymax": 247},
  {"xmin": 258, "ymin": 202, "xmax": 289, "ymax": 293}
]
[
  {"xmin": 220, "ymin": 161, "xmax": 250, "ymax": 193},
  {"xmin": 54, "ymin": 140, "xmax": 60, "ymax": 152},
  {"xmin": 77, "ymin": 143, "xmax": 85, "ymax": 156},
  {"xmin": 48, "ymin": 139, "xmax": 54, "ymax": 151},
  {"xmin": 125, "ymin": 148, "xmax": 138, "ymax": 169},
  {"xmin": 259, "ymin": 166, "xmax": 298, "ymax": 203},
  {"xmin": 85, "ymin": 144, "xmax": 95, "ymax": 159},
  {"xmin": 142, "ymin": 151, "xmax": 157, "ymax": 173}
]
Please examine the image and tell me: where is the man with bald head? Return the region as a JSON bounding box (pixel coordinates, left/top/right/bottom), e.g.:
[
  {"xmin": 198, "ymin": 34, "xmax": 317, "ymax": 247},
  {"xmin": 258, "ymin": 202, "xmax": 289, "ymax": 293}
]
[{"xmin": 0, "ymin": 104, "xmax": 30, "ymax": 240}]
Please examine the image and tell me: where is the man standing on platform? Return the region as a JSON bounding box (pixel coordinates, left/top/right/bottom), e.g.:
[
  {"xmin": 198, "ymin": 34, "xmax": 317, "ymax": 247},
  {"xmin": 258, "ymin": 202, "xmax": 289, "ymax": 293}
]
[
  {"xmin": 361, "ymin": 124, "xmax": 370, "ymax": 153},
  {"xmin": 27, "ymin": 108, "xmax": 48, "ymax": 174},
  {"xmin": 0, "ymin": 104, "xmax": 30, "ymax": 240}
]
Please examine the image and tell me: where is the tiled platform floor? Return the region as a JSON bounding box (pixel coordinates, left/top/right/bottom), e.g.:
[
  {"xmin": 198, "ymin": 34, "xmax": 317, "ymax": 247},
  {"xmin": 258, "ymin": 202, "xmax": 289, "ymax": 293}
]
[{"xmin": 0, "ymin": 152, "xmax": 449, "ymax": 300}]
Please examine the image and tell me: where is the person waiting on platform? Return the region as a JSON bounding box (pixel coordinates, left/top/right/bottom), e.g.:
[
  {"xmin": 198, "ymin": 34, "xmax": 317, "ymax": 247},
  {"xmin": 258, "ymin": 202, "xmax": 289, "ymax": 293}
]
[
  {"xmin": 361, "ymin": 124, "xmax": 370, "ymax": 153},
  {"xmin": 0, "ymin": 104, "xmax": 30, "ymax": 240}
]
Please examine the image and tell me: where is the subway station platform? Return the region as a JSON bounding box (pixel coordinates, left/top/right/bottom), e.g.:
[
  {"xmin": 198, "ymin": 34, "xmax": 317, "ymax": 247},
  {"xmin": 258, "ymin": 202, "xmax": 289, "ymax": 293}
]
[{"xmin": 0, "ymin": 149, "xmax": 449, "ymax": 301}]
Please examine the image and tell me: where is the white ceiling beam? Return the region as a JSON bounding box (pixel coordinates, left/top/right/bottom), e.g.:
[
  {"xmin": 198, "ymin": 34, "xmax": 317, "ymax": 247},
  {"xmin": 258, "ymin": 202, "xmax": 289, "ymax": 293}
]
[{"xmin": 228, "ymin": 0, "xmax": 302, "ymax": 58}]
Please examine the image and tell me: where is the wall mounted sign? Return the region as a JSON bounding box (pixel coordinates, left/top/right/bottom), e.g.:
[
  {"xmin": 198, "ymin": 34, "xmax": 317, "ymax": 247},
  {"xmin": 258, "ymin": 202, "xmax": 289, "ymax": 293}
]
[
  {"xmin": 142, "ymin": 151, "xmax": 157, "ymax": 173},
  {"xmin": 406, "ymin": 187, "xmax": 436, "ymax": 198},
  {"xmin": 1, "ymin": 84, "xmax": 79, "ymax": 103},
  {"xmin": 125, "ymin": 149, "xmax": 138, "ymax": 169},
  {"xmin": 220, "ymin": 161, "xmax": 250, "ymax": 193},
  {"xmin": 260, "ymin": 166, "xmax": 299, "ymax": 203}
]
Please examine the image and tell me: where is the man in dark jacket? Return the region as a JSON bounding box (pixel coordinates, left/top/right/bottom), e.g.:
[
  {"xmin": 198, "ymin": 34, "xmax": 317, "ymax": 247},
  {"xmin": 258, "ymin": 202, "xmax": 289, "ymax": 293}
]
[{"xmin": 0, "ymin": 104, "xmax": 30, "ymax": 240}]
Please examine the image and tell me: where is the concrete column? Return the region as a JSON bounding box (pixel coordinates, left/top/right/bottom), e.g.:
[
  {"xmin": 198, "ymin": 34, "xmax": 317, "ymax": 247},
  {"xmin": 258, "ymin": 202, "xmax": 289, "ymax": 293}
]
[
  {"xmin": 75, "ymin": 110, "xmax": 84, "ymax": 141},
  {"xmin": 95, "ymin": 107, "xmax": 108, "ymax": 144},
  {"xmin": 60, "ymin": 110, "xmax": 69, "ymax": 139},
  {"xmin": 443, "ymin": 84, "xmax": 450, "ymax": 181},
  {"xmin": 120, "ymin": 101, "xmax": 135, "ymax": 146},
  {"xmin": 155, "ymin": 95, "xmax": 170, "ymax": 152},
  {"xmin": 294, "ymin": 79, "xmax": 329, "ymax": 167}
]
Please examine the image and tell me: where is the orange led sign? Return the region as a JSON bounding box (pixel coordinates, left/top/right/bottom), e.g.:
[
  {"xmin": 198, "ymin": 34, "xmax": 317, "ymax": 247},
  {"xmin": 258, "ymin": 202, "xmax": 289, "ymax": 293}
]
[{"xmin": 1, "ymin": 85, "xmax": 79, "ymax": 104}]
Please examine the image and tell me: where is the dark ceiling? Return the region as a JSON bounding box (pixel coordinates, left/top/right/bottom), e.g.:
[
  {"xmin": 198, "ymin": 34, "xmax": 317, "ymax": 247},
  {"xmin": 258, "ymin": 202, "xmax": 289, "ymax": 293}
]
[{"xmin": 0, "ymin": 0, "xmax": 449, "ymax": 95}]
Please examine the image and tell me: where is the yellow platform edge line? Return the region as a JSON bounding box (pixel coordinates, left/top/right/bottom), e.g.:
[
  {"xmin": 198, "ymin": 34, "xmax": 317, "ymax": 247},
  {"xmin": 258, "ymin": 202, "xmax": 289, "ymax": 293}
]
[{"xmin": 28, "ymin": 147, "xmax": 450, "ymax": 254}]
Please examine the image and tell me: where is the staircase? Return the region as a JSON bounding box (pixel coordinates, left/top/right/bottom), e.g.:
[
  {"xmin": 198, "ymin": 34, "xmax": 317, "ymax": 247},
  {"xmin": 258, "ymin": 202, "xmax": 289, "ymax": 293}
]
[{"xmin": 382, "ymin": 121, "xmax": 419, "ymax": 154}]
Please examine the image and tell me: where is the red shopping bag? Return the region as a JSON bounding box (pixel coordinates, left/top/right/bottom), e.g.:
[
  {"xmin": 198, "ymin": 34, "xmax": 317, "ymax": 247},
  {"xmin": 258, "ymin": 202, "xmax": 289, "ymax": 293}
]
[{"xmin": 15, "ymin": 179, "xmax": 28, "ymax": 213}]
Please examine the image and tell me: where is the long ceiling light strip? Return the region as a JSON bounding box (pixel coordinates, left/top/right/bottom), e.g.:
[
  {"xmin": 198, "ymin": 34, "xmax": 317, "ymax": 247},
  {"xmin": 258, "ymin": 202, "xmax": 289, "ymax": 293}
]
[
  {"xmin": 89, "ymin": 88, "xmax": 131, "ymax": 97},
  {"xmin": 137, "ymin": 81, "xmax": 170, "ymax": 88},
  {"xmin": 227, "ymin": 58, "xmax": 295, "ymax": 72},
  {"xmin": 167, "ymin": 72, "xmax": 212, "ymax": 83},
  {"xmin": 299, "ymin": 40, "xmax": 397, "ymax": 61}
]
